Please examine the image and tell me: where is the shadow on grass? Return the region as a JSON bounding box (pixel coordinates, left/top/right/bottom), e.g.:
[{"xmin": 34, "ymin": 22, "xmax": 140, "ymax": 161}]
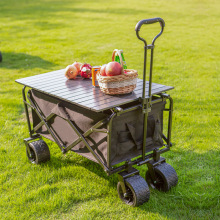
[
  {"xmin": 0, "ymin": 52, "xmax": 56, "ymax": 69},
  {"xmin": 40, "ymin": 148, "xmax": 220, "ymax": 217},
  {"xmin": 43, "ymin": 153, "xmax": 118, "ymax": 186}
]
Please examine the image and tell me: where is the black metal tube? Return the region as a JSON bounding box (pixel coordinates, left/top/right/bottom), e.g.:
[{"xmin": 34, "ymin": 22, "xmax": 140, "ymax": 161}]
[
  {"xmin": 116, "ymin": 104, "xmax": 142, "ymax": 116},
  {"xmin": 142, "ymin": 103, "xmax": 148, "ymax": 160},
  {"xmin": 65, "ymin": 118, "xmax": 108, "ymax": 152},
  {"xmin": 33, "ymin": 112, "xmax": 56, "ymax": 132},
  {"xmin": 136, "ymin": 30, "xmax": 147, "ymax": 46},
  {"xmin": 33, "ymin": 121, "xmax": 45, "ymax": 132},
  {"xmin": 142, "ymin": 46, "xmax": 147, "ymax": 100},
  {"xmin": 135, "ymin": 18, "xmax": 165, "ymax": 99},
  {"xmin": 109, "ymin": 144, "xmax": 169, "ymax": 175},
  {"xmin": 110, "ymin": 152, "xmax": 154, "ymax": 175},
  {"xmin": 167, "ymin": 96, "xmax": 173, "ymax": 147},
  {"xmin": 22, "ymin": 86, "xmax": 33, "ymax": 137},
  {"xmin": 135, "ymin": 18, "xmax": 165, "ymax": 36},
  {"xmin": 136, "ymin": 30, "xmax": 148, "ymax": 101},
  {"xmin": 67, "ymin": 120, "xmax": 109, "ymax": 172},
  {"xmin": 26, "ymin": 93, "xmax": 65, "ymax": 151},
  {"xmin": 148, "ymin": 48, "xmax": 154, "ymax": 98}
]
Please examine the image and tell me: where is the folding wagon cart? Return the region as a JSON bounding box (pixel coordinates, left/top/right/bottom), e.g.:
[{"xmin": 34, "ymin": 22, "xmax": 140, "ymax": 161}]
[{"xmin": 15, "ymin": 18, "xmax": 178, "ymax": 206}]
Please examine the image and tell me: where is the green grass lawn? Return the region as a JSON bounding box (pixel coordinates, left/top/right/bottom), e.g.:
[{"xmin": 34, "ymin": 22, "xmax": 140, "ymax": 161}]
[{"xmin": 0, "ymin": 0, "xmax": 220, "ymax": 219}]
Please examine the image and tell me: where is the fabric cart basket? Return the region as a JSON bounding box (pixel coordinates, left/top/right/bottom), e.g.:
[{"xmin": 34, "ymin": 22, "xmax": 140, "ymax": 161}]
[{"xmin": 31, "ymin": 90, "xmax": 165, "ymax": 166}]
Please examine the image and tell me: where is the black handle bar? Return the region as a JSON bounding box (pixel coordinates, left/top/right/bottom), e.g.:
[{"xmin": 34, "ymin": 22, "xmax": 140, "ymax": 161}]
[
  {"xmin": 135, "ymin": 17, "xmax": 165, "ymax": 31},
  {"xmin": 135, "ymin": 18, "xmax": 166, "ymax": 161},
  {"xmin": 135, "ymin": 17, "xmax": 165, "ymax": 45}
]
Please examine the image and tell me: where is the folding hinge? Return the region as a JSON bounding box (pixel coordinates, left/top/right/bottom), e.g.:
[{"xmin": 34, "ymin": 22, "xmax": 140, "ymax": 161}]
[
  {"xmin": 161, "ymin": 93, "xmax": 170, "ymax": 102},
  {"xmin": 112, "ymin": 107, "xmax": 123, "ymax": 116}
]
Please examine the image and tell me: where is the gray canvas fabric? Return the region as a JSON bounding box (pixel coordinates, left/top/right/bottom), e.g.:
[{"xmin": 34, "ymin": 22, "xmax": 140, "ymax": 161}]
[{"xmin": 30, "ymin": 89, "xmax": 165, "ymax": 166}]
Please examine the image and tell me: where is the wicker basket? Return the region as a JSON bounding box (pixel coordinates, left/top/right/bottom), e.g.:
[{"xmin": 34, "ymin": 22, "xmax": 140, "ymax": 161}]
[{"xmin": 97, "ymin": 49, "xmax": 138, "ymax": 95}]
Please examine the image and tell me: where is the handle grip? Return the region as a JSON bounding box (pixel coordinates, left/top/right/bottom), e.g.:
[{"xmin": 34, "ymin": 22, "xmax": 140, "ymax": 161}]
[
  {"xmin": 135, "ymin": 17, "xmax": 165, "ymax": 45},
  {"xmin": 135, "ymin": 17, "xmax": 165, "ymax": 32}
]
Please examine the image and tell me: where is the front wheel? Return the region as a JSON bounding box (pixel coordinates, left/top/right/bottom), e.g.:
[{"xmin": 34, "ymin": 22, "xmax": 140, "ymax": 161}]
[
  {"xmin": 146, "ymin": 162, "xmax": 178, "ymax": 192},
  {"xmin": 117, "ymin": 175, "xmax": 150, "ymax": 207},
  {"xmin": 26, "ymin": 140, "xmax": 50, "ymax": 164}
]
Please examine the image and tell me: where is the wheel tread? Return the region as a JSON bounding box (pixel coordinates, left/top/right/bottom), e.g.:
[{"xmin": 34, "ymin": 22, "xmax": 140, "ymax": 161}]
[
  {"xmin": 28, "ymin": 140, "xmax": 50, "ymax": 164},
  {"xmin": 125, "ymin": 175, "xmax": 150, "ymax": 206},
  {"xmin": 154, "ymin": 162, "xmax": 178, "ymax": 191}
]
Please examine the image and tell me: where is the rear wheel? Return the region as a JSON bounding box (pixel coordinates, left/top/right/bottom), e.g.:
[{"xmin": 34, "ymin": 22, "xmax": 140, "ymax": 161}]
[
  {"xmin": 117, "ymin": 175, "xmax": 150, "ymax": 207},
  {"xmin": 26, "ymin": 140, "xmax": 50, "ymax": 164},
  {"xmin": 146, "ymin": 162, "xmax": 178, "ymax": 192}
]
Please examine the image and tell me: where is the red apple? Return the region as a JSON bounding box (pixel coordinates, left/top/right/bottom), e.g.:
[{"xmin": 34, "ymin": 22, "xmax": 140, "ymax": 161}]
[
  {"xmin": 100, "ymin": 64, "xmax": 107, "ymax": 76},
  {"xmin": 72, "ymin": 61, "xmax": 83, "ymax": 75},
  {"xmin": 106, "ymin": 61, "xmax": 122, "ymax": 76},
  {"xmin": 65, "ymin": 65, "xmax": 78, "ymax": 80}
]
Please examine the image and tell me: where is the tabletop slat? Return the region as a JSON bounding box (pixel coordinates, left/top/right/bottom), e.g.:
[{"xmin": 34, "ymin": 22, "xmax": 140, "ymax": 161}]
[
  {"xmin": 16, "ymin": 69, "xmax": 174, "ymax": 112},
  {"xmin": 75, "ymin": 83, "xmax": 163, "ymax": 106},
  {"xmin": 90, "ymin": 85, "xmax": 173, "ymax": 111}
]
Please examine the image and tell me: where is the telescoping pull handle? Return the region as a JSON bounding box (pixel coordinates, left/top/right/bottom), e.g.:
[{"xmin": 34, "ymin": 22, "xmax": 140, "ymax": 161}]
[
  {"xmin": 135, "ymin": 18, "xmax": 166, "ymax": 162},
  {"xmin": 135, "ymin": 17, "xmax": 165, "ymax": 101},
  {"xmin": 135, "ymin": 17, "xmax": 165, "ymax": 45}
]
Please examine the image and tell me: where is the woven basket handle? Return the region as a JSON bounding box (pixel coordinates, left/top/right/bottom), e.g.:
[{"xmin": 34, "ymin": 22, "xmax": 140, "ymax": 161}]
[{"xmin": 112, "ymin": 49, "xmax": 125, "ymax": 75}]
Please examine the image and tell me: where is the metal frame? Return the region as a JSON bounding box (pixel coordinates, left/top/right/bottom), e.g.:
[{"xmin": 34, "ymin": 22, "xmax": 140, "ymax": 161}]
[{"xmin": 22, "ymin": 85, "xmax": 173, "ymax": 176}]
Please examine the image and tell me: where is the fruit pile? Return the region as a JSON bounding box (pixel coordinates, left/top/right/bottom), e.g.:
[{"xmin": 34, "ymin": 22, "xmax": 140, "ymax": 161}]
[
  {"xmin": 65, "ymin": 61, "xmax": 124, "ymax": 80},
  {"xmin": 65, "ymin": 62, "xmax": 92, "ymax": 80}
]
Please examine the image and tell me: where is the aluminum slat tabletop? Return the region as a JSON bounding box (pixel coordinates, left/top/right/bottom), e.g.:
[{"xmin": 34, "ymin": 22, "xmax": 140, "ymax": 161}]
[{"xmin": 16, "ymin": 69, "xmax": 174, "ymax": 112}]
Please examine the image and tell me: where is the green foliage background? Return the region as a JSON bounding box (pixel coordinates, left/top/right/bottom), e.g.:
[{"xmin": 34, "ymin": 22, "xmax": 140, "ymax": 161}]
[{"xmin": 0, "ymin": 0, "xmax": 219, "ymax": 219}]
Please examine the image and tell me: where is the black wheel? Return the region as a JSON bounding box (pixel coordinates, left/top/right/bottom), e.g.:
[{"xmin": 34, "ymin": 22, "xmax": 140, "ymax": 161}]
[
  {"xmin": 146, "ymin": 162, "xmax": 178, "ymax": 192},
  {"xmin": 117, "ymin": 175, "xmax": 150, "ymax": 207},
  {"xmin": 26, "ymin": 140, "xmax": 50, "ymax": 164},
  {"xmin": 0, "ymin": 52, "xmax": 2, "ymax": 62}
]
